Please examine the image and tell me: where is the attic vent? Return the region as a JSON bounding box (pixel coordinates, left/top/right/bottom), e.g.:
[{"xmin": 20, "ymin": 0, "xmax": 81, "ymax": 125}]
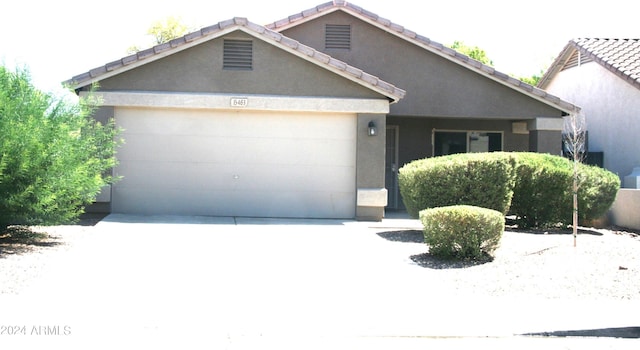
[
  {"xmin": 325, "ymin": 24, "xmax": 351, "ymax": 49},
  {"xmin": 223, "ymin": 39, "xmax": 253, "ymax": 70},
  {"xmin": 562, "ymin": 50, "xmax": 593, "ymax": 71}
]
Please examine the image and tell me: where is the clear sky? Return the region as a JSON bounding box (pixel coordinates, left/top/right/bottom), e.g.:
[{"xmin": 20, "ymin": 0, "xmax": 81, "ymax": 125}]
[{"xmin": 1, "ymin": 0, "xmax": 638, "ymax": 98}]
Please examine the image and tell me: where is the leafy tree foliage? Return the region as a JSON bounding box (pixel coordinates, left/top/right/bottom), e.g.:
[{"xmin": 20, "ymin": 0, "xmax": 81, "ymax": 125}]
[
  {"xmin": 127, "ymin": 16, "xmax": 192, "ymax": 53},
  {"xmin": 449, "ymin": 40, "xmax": 494, "ymax": 66},
  {"xmin": 449, "ymin": 40, "xmax": 547, "ymax": 85},
  {"xmin": 518, "ymin": 69, "xmax": 544, "ymax": 86},
  {"xmin": 0, "ymin": 65, "xmax": 120, "ymax": 230}
]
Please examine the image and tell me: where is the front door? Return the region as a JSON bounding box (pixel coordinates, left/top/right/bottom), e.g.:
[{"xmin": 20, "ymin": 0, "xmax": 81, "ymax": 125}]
[{"xmin": 385, "ymin": 125, "xmax": 399, "ymax": 209}]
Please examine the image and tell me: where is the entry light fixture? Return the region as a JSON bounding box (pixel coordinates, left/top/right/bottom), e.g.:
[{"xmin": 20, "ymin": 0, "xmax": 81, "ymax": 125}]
[{"xmin": 368, "ymin": 121, "xmax": 377, "ymax": 136}]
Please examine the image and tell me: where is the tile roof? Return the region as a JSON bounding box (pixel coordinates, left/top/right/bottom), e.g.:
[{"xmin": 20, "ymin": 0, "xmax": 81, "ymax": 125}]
[
  {"xmin": 265, "ymin": 0, "xmax": 580, "ymax": 114},
  {"xmin": 539, "ymin": 38, "xmax": 640, "ymax": 90},
  {"xmin": 64, "ymin": 17, "xmax": 406, "ymax": 103}
]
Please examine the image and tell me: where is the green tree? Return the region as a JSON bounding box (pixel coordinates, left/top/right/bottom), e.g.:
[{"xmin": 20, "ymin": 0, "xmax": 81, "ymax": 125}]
[
  {"xmin": 127, "ymin": 16, "xmax": 192, "ymax": 54},
  {"xmin": 518, "ymin": 69, "xmax": 544, "ymax": 86},
  {"xmin": 449, "ymin": 40, "xmax": 494, "ymax": 66},
  {"xmin": 0, "ymin": 65, "xmax": 120, "ymax": 230}
]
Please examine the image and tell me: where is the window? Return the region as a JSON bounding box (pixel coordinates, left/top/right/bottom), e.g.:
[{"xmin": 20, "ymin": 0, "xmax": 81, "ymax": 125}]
[
  {"xmin": 223, "ymin": 39, "xmax": 253, "ymax": 70},
  {"xmin": 433, "ymin": 131, "xmax": 502, "ymax": 157},
  {"xmin": 325, "ymin": 24, "xmax": 351, "ymax": 49}
]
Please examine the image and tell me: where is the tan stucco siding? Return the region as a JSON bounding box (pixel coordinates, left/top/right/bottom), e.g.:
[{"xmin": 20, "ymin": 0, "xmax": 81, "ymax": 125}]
[
  {"xmin": 95, "ymin": 31, "xmax": 381, "ymax": 100},
  {"xmin": 281, "ymin": 11, "xmax": 564, "ymax": 119}
]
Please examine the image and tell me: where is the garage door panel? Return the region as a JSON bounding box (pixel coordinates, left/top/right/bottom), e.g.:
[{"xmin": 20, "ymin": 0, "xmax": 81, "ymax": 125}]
[
  {"xmin": 113, "ymin": 107, "xmax": 356, "ymax": 218},
  {"xmin": 118, "ymin": 134, "xmax": 355, "ymax": 167},
  {"xmin": 116, "ymin": 161, "xmax": 235, "ymax": 190},
  {"xmin": 117, "ymin": 161, "xmax": 354, "ymax": 193},
  {"xmin": 230, "ymin": 164, "xmax": 355, "ymax": 192},
  {"xmin": 113, "ymin": 186, "xmax": 354, "ymax": 218},
  {"xmin": 232, "ymin": 138, "xmax": 356, "ymax": 166},
  {"xmin": 118, "ymin": 109, "xmax": 354, "ymax": 140}
]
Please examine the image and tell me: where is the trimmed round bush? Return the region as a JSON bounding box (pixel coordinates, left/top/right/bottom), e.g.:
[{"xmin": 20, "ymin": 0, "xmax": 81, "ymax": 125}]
[
  {"xmin": 510, "ymin": 153, "xmax": 620, "ymax": 228},
  {"xmin": 399, "ymin": 152, "xmax": 517, "ymax": 218},
  {"xmin": 577, "ymin": 163, "xmax": 620, "ymax": 223},
  {"xmin": 420, "ymin": 205, "xmax": 504, "ymax": 260},
  {"xmin": 510, "ymin": 153, "xmax": 573, "ymax": 228}
]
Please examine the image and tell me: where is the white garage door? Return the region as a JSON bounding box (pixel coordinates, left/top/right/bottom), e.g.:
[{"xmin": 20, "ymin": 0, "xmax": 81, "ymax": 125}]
[{"xmin": 112, "ymin": 107, "xmax": 357, "ymax": 218}]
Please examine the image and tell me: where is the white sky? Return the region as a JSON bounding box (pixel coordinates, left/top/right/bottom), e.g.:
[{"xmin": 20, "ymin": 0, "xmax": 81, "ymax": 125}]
[{"xmin": 1, "ymin": 0, "xmax": 638, "ymax": 98}]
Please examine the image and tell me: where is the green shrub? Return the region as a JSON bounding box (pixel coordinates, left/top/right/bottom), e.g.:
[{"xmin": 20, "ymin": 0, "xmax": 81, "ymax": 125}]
[
  {"xmin": 419, "ymin": 205, "xmax": 504, "ymax": 260},
  {"xmin": 400, "ymin": 151, "xmax": 620, "ymax": 229},
  {"xmin": 399, "ymin": 152, "xmax": 517, "ymax": 218},
  {"xmin": 0, "ymin": 66, "xmax": 120, "ymax": 230},
  {"xmin": 510, "ymin": 153, "xmax": 573, "ymax": 228},
  {"xmin": 576, "ymin": 164, "xmax": 620, "ymax": 223},
  {"xmin": 510, "ymin": 153, "xmax": 620, "ymax": 228}
]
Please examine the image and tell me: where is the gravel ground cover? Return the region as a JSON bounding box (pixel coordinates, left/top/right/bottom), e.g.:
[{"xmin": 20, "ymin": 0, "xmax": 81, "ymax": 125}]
[{"xmin": 378, "ymin": 226, "xmax": 640, "ymax": 300}]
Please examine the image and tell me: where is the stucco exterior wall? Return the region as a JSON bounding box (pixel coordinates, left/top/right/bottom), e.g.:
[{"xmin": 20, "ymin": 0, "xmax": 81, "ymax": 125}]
[
  {"xmin": 280, "ymin": 11, "xmax": 565, "ymax": 119},
  {"xmin": 545, "ymin": 62, "xmax": 640, "ymax": 180},
  {"xmin": 609, "ymin": 189, "xmax": 640, "ymax": 230},
  {"xmin": 356, "ymin": 114, "xmax": 387, "ymax": 220},
  {"xmin": 93, "ymin": 31, "xmax": 381, "ymax": 101}
]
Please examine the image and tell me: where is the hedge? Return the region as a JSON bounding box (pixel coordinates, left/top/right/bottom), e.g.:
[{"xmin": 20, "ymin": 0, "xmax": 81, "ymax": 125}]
[
  {"xmin": 400, "ymin": 152, "xmax": 620, "ymax": 228},
  {"xmin": 398, "ymin": 152, "xmax": 517, "ymax": 218}
]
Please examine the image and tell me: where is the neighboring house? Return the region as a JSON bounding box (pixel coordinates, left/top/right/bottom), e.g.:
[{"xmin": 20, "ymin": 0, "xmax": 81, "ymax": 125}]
[
  {"xmin": 539, "ymin": 38, "xmax": 640, "ymax": 182},
  {"xmin": 65, "ymin": 1, "xmax": 578, "ymax": 221}
]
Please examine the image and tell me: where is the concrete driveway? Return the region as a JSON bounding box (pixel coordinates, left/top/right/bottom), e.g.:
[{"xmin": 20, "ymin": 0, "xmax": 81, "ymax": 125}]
[{"xmin": 2, "ymin": 213, "xmax": 639, "ymax": 349}]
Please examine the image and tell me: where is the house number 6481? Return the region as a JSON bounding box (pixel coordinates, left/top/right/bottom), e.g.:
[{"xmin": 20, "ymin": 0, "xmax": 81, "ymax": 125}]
[{"xmin": 230, "ymin": 98, "xmax": 248, "ymax": 107}]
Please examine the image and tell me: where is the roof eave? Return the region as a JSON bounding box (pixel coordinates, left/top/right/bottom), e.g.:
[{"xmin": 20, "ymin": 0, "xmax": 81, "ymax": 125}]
[
  {"xmin": 64, "ymin": 23, "xmax": 246, "ymax": 91},
  {"xmin": 537, "ymin": 40, "xmax": 578, "ymax": 89}
]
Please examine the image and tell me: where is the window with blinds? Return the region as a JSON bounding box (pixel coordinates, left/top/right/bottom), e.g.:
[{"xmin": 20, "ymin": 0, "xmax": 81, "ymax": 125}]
[
  {"xmin": 223, "ymin": 39, "xmax": 253, "ymax": 70},
  {"xmin": 325, "ymin": 24, "xmax": 351, "ymax": 50}
]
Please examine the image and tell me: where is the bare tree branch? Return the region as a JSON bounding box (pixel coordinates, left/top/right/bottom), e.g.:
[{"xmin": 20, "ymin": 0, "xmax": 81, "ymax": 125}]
[{"xmin": 563, "ymin": 113, "xmax": 587, "ymax": 247}]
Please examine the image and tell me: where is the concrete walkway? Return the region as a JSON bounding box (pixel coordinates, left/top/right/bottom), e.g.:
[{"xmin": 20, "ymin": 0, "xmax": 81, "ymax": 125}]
[{"xmin": 1, "ymin": 213, "xmax": 638, "ymax": 349}]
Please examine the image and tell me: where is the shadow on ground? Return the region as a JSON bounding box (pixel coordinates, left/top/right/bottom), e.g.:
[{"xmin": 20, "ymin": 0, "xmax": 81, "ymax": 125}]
[
  {"xmin": 376, "ymin": 230, "xmax": 493, "ymax": 269},
  {"xmin": 0, "ymin": 213, "xmax": 105, "ymax": 258},
  {"xmin": 522, "ymin": 326, "xmax": 640, "ymax": 338},
  {"xmin": 376, "ymin": 229, "xmax": 424, "ymax": 243},
  {"xmin": 0, "ymin": 226, "xmax": 61, "ymax": 258}
]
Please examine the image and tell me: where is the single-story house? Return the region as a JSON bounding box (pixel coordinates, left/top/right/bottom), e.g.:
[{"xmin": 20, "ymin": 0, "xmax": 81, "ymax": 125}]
[
  {"xmin": 538, "ymin": 38, "xmax": 640, "ymax": 182},
  {"xmin": 66, "ymin": 1, "xmax": 578, "ymax": 221}
]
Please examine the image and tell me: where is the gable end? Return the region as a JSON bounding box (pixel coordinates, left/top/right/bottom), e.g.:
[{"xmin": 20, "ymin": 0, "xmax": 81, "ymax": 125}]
[{"xmin": 562, "ymin": 50, "xmax": 593, "ymax": 71}]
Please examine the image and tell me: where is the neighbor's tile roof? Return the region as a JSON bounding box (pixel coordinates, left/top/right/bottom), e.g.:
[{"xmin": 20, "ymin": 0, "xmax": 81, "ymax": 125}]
[
  {"xmin": 266, "ymin": 0, "xmax": 580, "ymax": 114},
  {"xmin": 539, "ymin": 38, "xmax": 640, "ymax": 90},
  {"xmin": 64, "ymin": 17, "xmax": 405, "ymax": 103}
]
